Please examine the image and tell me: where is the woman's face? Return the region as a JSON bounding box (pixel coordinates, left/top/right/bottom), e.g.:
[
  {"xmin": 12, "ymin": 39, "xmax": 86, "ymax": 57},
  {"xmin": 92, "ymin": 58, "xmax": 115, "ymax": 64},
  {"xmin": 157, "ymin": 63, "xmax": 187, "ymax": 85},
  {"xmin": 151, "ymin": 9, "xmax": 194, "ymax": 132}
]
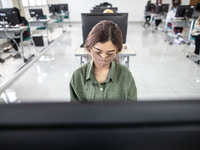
[
  {"xmin": 92, "ymin": 41, "xmax": 117, "ymax": 58},
  {"xmin": 90, "ymin": 40, "xmax": 117, "ymax": 68}
]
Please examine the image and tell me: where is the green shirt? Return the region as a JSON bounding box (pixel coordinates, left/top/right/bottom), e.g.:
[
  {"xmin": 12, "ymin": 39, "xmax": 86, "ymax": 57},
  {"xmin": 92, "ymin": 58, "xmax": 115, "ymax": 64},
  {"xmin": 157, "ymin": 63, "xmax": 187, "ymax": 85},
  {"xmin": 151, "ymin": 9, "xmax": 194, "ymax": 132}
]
[{"xmin": 69, "ymin": 60, "xmax": 137, "ymax": 102}]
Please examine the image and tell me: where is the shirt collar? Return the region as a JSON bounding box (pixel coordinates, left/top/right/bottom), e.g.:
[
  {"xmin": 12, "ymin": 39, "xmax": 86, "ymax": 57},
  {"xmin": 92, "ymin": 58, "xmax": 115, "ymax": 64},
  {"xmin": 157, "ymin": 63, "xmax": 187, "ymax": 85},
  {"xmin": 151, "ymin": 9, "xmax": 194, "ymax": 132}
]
[
  {"xmin": 86, "ymin": 61, "xmax": 94, "ymax": 81},
  {"xmin": 86, "ymin": 60, "xmax": 116, "ymax": 83}
]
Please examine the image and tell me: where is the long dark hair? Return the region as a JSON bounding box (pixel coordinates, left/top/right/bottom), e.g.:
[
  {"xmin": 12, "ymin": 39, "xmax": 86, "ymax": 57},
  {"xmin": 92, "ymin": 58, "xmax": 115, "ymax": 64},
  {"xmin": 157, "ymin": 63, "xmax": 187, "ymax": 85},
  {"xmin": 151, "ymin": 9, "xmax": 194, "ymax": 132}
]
[{"xmin": 85, "ymin": 20, "xmax": 123, "ymax": 53}]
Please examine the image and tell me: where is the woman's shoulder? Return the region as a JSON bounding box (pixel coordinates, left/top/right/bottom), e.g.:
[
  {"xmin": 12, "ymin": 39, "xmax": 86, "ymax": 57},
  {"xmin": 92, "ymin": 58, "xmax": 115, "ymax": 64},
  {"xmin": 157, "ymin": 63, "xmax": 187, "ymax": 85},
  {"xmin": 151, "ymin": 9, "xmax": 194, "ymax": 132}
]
[
  {"xmin": 114, "ymin": 61, "xmax": 132, "ymax": 75},
  {"xmin": 72, "ymin": 62, "xmax": 91, "ymax": 76}
]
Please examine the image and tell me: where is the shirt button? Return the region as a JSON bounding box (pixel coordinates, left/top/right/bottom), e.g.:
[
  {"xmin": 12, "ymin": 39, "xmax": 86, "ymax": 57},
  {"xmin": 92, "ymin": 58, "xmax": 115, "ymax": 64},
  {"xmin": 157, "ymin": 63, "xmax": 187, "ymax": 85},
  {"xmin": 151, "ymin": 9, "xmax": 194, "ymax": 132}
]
[{"xmin": 100, "ymin": 88, "xmax": 103, "ymax": 91}]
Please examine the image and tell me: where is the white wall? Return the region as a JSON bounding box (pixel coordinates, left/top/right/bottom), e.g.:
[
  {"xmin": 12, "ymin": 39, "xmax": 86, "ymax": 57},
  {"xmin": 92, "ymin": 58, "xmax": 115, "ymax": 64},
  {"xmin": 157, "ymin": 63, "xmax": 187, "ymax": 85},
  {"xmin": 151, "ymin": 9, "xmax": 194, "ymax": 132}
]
[
  {"xmin": 47, "ymin": 0, "xmax": 147, "ymax": 22},
  {"xmin": 24, "ymin": 0, "xmax": 190, "ymax": 22}
]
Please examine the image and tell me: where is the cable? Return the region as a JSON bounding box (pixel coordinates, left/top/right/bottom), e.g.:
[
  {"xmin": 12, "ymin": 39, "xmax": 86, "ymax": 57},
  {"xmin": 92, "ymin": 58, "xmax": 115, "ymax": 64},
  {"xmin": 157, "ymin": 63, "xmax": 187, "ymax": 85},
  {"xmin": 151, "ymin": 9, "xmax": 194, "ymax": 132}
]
[{"xmin": 4, "ymin": 25, "xmax": 20, "ymax": 53}]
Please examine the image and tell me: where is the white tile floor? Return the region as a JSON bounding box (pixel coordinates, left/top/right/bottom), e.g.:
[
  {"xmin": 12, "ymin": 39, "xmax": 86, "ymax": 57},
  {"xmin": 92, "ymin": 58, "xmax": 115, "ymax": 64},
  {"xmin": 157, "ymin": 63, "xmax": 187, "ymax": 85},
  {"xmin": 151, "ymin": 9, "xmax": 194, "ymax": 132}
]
[{"xmin": 0, "ymin": 22, "xmax": 200, "ymax": 103}]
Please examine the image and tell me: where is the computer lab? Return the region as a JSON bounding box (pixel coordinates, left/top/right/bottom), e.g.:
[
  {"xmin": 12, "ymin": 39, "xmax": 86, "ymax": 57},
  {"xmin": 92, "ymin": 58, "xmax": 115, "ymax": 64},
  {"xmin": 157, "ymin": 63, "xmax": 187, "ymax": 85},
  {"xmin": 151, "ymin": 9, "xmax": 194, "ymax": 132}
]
[{"xmin": 0, "ymin": 0, "xmax": 200, "ymax": 149}]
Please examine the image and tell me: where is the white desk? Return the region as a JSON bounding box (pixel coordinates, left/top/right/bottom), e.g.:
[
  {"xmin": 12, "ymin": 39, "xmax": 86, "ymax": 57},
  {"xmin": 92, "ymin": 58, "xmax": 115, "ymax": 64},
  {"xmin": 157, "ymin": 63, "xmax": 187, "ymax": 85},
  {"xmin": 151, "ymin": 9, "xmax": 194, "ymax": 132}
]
[
  {"xmin": 196, "ymin": 25, "xmax": 200, "ymax": 32},
  {"xmin": 171, "ymin": 19, "xmax": 189, "ymax": 28},
  {"xmin": 28, "ymin": 19, "xmax": 52, "ymax": 44},
  {"xmin": 0, "ymin": 26, "xmax": 29, "ymax": 62},
  {"xmin": 0, "ymin": 26, "xmax": 28, "ymax": 38},
  {"xmin": 75, "ymin": 43, "xmax": 136, "ymax": 68}
]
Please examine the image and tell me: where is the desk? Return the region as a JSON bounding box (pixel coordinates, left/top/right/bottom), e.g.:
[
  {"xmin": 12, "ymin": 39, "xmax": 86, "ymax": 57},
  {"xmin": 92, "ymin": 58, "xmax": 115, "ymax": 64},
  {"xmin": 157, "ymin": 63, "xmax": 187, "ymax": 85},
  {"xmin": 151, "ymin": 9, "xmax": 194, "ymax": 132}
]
[
  {"xmin": 196, "ymin": 25, "xmax": 200, "ymax": 32},
  {"xmin": 75, "ymin": 43, "xmax": 136, "ymax": 68},
  {"xmin": 0, "ymin": 26, "xmax": 29, "ymax": 62},
  {"xmin": 49, "ymin": 12, "xmax": 71, "ymax": 33},
  {"xmin": 28, "ymin": 19, "xmax": 52, "ymax": 44},
  {"xmin": 171, "ymin": 19, "xmax": 189, "ymax": 28}
]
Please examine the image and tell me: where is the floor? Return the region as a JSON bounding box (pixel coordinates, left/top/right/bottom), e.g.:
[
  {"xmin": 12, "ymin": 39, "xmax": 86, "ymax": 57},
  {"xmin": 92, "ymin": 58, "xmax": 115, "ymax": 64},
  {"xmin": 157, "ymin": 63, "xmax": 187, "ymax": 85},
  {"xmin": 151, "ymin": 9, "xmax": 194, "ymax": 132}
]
[{"xmin": 0, "ymin": 21, "xmax": 200, "ymax": 103}]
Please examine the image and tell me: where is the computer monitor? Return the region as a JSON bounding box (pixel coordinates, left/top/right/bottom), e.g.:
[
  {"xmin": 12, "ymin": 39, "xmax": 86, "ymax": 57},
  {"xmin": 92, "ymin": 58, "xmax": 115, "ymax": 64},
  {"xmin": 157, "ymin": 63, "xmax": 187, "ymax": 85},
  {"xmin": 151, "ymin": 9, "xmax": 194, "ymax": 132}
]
[
  {"xmin": 0, "ymin": 8, "xmax": 20, "ymax": 25},
  {"xmin": 59, "ymin": 4, "xmax": 68, "ymax": 12},
  {"xmin": 48, "ymin": 4, "xmax": 61, "ymax": 14},
  {"xmin": 150, "ymin": 3, "xmax": 156, "ymax": 12},
  {"xmin": 196, "ymin": 3, "xmax": 200, "ymax": 11},
  {"xmin": 156, "ymin": 4, "xmax": 169, "ymax": 13},
  {"xmin": 161, "ymin": 4, "xmax": 169, "ymax": 13},
  {"xmin": 29, "ymin": 9, "xmax": 44, "ymax": 19},
  {"xmin": 81, "ymin": 13, "xmax": 128, "ymax": 44},
  {"xmin": 0, "ymin": 100, "xmax": 200, "ymax": 150},
  {"xmin": 90, "ymin": 7, "xmax": 118, "ymax": 13},
  {"xmin": 0, "ymin": 11, "xmax": 7, "ymax": 24},
  {"xmin": 175, "ymin": 5, "xmax": 195, "ymax": 18}
]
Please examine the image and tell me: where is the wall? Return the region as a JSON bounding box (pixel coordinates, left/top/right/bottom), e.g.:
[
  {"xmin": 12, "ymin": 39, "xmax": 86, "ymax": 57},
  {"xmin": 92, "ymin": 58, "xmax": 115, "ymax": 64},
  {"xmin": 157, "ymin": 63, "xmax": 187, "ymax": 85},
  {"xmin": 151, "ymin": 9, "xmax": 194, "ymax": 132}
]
[
  {"xmin": 12, "ymin": 0, "xmax": 192, "ymax": 22},
  {"xmin": 47, "ymin": 0, "xmax": 147, "ymax": 22}
]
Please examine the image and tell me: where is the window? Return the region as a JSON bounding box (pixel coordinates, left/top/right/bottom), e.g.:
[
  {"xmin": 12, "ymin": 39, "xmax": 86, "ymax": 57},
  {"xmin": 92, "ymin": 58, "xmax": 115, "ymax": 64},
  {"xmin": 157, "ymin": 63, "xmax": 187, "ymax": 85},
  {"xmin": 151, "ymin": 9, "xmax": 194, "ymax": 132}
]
[
  {"xmin": 22, "ymin": 0, "xmax": 47, "ymax": 7},
  {"xmin": 29, "ymin": 0, "xmax": 36, "ymax": 6},
  {"xmin": 36, "ymin": 0, "xmax": 42, "ymax": 6},
  {"xmin": 41, "ymin": 0, "xmax": 47, "ymax": 5},
  {"xmin": 22, "ymin": 0, "xmax": 29, "ymax": 7}
]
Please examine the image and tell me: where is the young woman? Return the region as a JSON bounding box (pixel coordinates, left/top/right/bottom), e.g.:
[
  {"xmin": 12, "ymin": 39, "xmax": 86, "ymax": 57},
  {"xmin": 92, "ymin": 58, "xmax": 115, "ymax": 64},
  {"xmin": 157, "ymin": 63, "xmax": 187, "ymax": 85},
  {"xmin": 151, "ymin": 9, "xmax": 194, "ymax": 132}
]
[
  {"xmin": 3, "ymin": 7, "xmax": 30, "ymax": 58},
  {"xmin": 192, "ymin": 16, "xmax": 200, "ymax": 56},
  {"xmin": 69, "ymin": 20, "xmax": 137, "ymax": 102},
  {"xmin": 166, "ymin": 0, "xmax": 183, "ymax": 34}
]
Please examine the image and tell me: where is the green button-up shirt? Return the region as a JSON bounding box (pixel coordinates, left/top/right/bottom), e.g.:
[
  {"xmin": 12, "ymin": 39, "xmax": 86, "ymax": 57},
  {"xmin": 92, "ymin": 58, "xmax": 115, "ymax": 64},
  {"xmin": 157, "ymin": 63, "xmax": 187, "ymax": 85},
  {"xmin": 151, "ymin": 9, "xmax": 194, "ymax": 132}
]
[{"xmin": 69, "ymin": 60, "xmax": 137, "ymax": 102}]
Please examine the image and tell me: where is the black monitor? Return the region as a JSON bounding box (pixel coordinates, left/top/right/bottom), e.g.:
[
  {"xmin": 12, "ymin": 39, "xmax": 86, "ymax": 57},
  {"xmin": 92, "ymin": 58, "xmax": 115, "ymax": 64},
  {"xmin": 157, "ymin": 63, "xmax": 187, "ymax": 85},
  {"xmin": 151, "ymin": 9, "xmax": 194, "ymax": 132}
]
[
  {"xmin": 59, "ymin": 4, "xmax": 68, "ymax": 12},
  {"xmin": 161, "ymin": 4, "xmax": 169, "ymax": 13},
  {"xmin": 175, "ymin": 5, "xmax": 195, "ymax": 18},
  {"xmin": 0, "ymin": 8, "xmax": 20, "ymax": 25},
  {"xmin": 91, "ymin": 7, "xmax": 118, "ymax": 13},
  {"xmin": 29, "ymin": 9, "xmax": 44, "ymax": 19},
  {"xmin": 81, "ymin": 13, "xmax": 128, "ymax": 44},
  {"xmin": 48, "ymin": 4, "xmax": 61, "ymax": 14},
  {"xmin": 156, "ymin": 4, "xmax": 169, "ymax": 13},
  {"xmin": 150, "ymin": 3, "xmax": 156, "ymax": 12},
  {"xmin": 145, "ymin": 3, "xmax": 156, "ymax": 12},
  {"xmin": 196, "ymin": 3, "xmax": 200, "ymax": 11},
  {"xmin": 0, "ymin": 100, "xmax": 200, "ymax": 150}
]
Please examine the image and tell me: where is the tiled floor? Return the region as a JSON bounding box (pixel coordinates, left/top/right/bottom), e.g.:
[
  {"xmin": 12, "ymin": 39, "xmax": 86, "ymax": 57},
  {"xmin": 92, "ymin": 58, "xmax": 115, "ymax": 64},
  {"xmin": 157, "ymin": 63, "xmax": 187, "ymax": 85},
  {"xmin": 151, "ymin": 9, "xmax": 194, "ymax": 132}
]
[{"xmin": 0, "ymin": 22, "xmax": 200, "ymax": 103}]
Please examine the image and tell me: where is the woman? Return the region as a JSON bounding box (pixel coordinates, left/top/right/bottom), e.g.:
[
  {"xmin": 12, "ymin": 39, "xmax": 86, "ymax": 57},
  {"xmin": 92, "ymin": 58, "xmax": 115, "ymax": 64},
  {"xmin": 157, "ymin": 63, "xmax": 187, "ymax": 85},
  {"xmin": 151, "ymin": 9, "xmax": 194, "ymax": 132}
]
[
  {"xmin": 69, "ymin": 20, "xmax": 137, "ymax": 102},
  {"xmin": 3, "ymin": 7, "xmax": 30, "ymax": 58},
  {"xmin": 166, "ymin": 0, "xmax": 183, "ymax": 34},
  {"xmin": 192, "ymin": 16, "xmax": 200, "ymax": 56}
]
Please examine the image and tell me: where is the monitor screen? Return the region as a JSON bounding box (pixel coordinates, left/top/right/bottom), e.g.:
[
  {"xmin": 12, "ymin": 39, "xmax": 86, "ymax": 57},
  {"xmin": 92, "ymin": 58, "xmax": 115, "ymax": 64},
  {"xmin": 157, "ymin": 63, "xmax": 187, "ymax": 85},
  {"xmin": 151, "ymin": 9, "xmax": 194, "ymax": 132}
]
[
  {"xmin": 0, "ymin": 12, "xmax": 7, "ymax": 23},
  {"xmin": 155, "ymin": 4, "xmax": 169, "ymax": 13},
  {"xmin": 196, "ymin": 3, "xmax": 200, "ymax": 11},
  {"xmin": 59, "ymin": 4, "xmax": 68, "ymax": 12},
  {"xmin": 175, "ymin": 5, "xmax": 195, "ymax": 18},
  {"xmin": 161, "ymin": 4, "xmax": 169, "ymax": 13},
  {"xmin": 48, "ymin": 4, "xmax": 61, "ymax": 14},
  {"xmin": 29, "ymin": 9, "xmax": 44, "ymax": 19},
  {"xmin": 81, "ymin": 13, "xmax": 128, "ymax": 44},
  {"xmin": 91, "ymin": 7, "xmax": 118, "ymax": 13},
  {"xmin": 0, "ymin": 8, "xmax": 20, "ymax": 25},
  {"xmin": 0, "ymin": 100, "xmax": 200, "ymax": 150}
]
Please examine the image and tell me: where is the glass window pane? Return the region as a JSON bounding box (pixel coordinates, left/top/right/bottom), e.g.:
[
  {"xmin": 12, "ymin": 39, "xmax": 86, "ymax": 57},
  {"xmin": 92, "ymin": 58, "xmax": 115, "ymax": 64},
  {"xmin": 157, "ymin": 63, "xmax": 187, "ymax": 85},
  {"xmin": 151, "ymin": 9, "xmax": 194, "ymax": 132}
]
[
  {"xmin": 29, "ymin": 0, "xmax": 36, "ymax": 6},
  {"xmin": 36, "ymin": 0, "xmax": 42, "ymax": 6},
  {"xmin": 41, "ymin": 0, "xmax": 47, "ymax": 5},
  {"xmin": 22, "ymin": 0, "xmax": 29, "ymax": 7}
]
